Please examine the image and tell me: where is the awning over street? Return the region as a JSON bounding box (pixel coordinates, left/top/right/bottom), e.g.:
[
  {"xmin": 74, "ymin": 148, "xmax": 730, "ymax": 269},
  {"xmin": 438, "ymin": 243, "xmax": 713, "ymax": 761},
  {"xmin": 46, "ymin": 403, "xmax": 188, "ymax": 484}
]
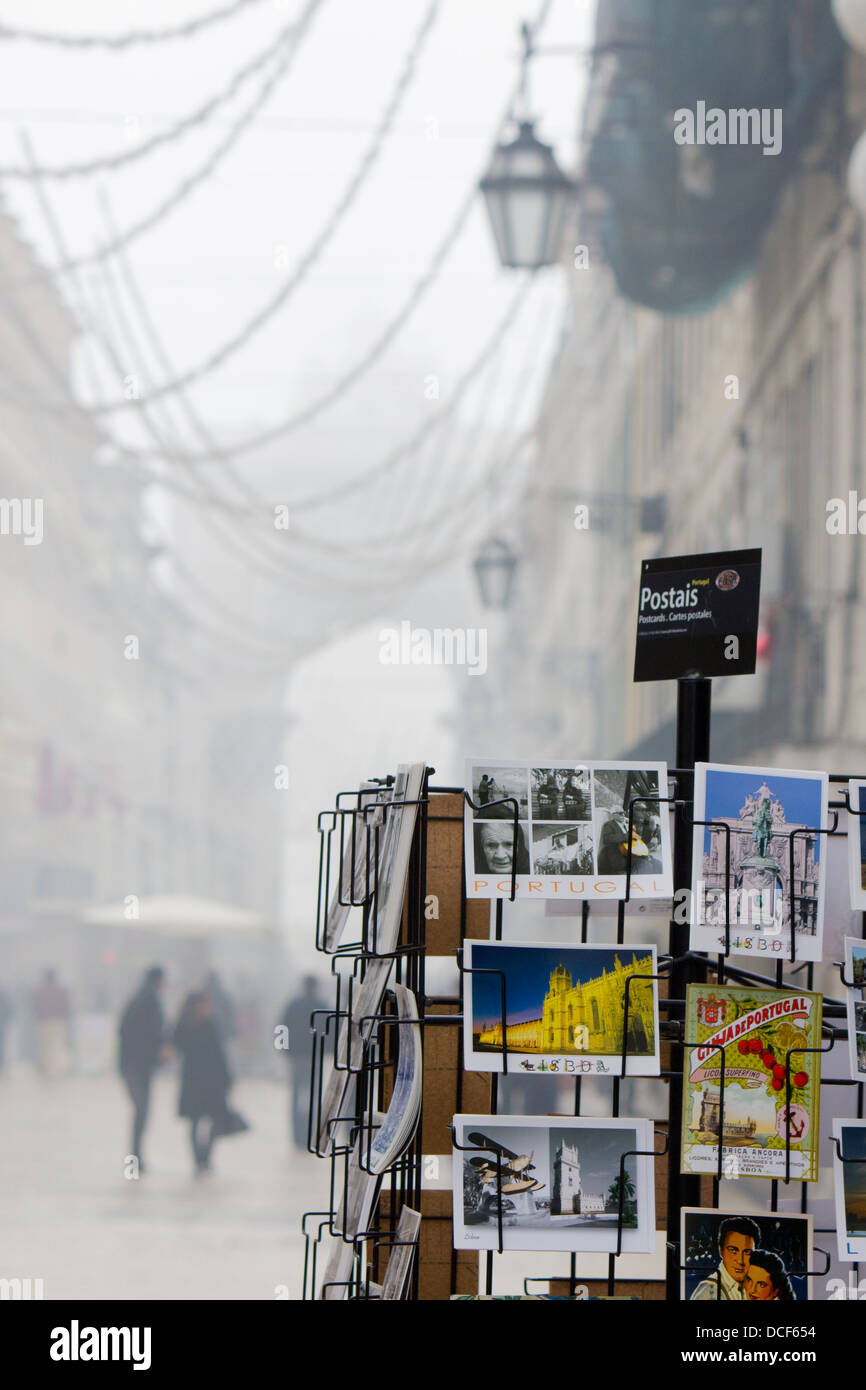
[{"xmin": 80, "ymin": 894, "xmax": 267, "ymax": 937}]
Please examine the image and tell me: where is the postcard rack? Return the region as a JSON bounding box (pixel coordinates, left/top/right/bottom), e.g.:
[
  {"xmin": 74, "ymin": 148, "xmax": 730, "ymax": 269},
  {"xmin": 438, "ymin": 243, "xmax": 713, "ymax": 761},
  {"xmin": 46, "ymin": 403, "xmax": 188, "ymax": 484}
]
[
  {"xmin": 302, "ymin": 772, "xmax": 493, "ymax": 1300},
  {"xmin": 300, "ymin": 715, "xmax": 866, "ymax": 1300}
]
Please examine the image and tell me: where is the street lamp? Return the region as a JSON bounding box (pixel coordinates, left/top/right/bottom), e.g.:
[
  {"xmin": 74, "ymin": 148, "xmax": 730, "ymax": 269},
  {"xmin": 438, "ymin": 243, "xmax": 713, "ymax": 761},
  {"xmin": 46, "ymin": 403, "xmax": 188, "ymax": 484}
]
[
  {"xmin": 479, "ymin": 20, "xmax": 575, "ymax": 270},
  {"xmin": 479, "ymin": 119, "xmax": 574, "ymax": 269},
  {"xmin": 473, "ymin": 537, "xmax": 518, "ymax": 610}
]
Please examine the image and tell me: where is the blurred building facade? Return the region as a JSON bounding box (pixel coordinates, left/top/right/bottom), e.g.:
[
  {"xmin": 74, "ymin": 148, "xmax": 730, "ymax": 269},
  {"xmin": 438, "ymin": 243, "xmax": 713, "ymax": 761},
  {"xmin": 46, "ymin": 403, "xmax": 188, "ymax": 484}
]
[
  {"xmin": 0, "ymin": 209, "xmax": 287, "ymax": 1012},
  {"xmin": 464, "ymin": 8, "xmax": 866, "ymax": 776}
]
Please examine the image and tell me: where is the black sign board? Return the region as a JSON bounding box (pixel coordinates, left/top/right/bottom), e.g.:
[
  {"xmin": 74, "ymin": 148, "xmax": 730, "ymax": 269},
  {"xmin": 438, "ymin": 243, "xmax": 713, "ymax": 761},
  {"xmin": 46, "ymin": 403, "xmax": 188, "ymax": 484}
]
[{"xmin": 633, "ymin": 548, "xmax": 762, "ymax": 682}]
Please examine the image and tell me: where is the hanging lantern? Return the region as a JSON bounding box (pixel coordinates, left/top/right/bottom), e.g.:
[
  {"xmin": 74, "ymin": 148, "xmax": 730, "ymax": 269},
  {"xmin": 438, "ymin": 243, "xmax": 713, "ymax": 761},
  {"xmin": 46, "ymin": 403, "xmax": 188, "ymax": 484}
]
[
  {"xmin": 472, "ymin": 537, "xmax": 519, "ymax": 610},
  {"xmin": 833, "ymin": 0, "xmax": 866, "ymax": 54},
  {"xmin": 479, "ymin": 121, "xmax": 574, "ymax": 270},
  {"xmin": 848, "ymin": 127, "xmax": 866, "ymax": 213}
]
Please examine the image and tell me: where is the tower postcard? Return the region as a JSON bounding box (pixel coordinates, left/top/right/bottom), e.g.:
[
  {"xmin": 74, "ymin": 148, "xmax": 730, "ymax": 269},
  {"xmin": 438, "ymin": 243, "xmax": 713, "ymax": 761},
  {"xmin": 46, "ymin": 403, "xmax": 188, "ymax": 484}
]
[
  {"xmin": 463, "ymin": 941, "xmax": 660, "ymax": 1076},
  {"xmin": 452, "ymin": 1115, "xmax": 656, "ymax": 1254},
  {"xmin": 681, "ymin": 984, "xmax": 822, "ymax": 1183},
  {"xmin": 689, "ymin": 763, "xmax": 828, "ymax": 962}
]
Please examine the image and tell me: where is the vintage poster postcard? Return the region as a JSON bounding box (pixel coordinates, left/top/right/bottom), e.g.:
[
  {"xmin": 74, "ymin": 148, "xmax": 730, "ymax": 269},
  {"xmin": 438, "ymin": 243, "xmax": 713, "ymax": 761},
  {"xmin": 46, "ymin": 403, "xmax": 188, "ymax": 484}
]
[
  {"xmin": 462, "ymin": 940, "xmax": 660, "ymax": 1076},
  {"xmin": 681, "ymin": 984, "xmax": 822, "ymax": 1182},
  {"xmin": 680, "ymin": 1207, "xmax": 812, "ymax": 1301},
  {"xmin": 465, "ymin": 759, "xmax": 672, "ymax": 900},
  {"xmin": 832, "ymin": 1119, "xmax": 866, "ymax": 1262},
  {"xmin": 844, "ymin": 936, "xmax": 866, "ymax": 1081},
  {"xmin": 452, "ymin": 1114, "xmax": 656, "ymax": 1253},
  {"xmin": 848, "ymin": 781, "xmax": 866, "ymax": 910},
  {"xmin": 689, "ymin": 763, "xmax": 828, "ymax": 962}
]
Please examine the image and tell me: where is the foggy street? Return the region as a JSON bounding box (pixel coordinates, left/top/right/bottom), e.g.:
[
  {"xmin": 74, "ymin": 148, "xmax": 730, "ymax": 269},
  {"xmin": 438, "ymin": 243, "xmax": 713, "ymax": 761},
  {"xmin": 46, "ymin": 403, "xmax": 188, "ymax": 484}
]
[{"xmin": 0, "ymin": 1065, "xmax": 326, "ymax": 1300}]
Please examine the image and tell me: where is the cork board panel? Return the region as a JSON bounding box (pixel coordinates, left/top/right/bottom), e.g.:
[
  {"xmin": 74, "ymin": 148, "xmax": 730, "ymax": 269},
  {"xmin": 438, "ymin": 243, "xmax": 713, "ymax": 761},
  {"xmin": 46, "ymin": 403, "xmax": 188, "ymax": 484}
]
[
  {"xmin": 424, "ymin": 868, "xmax": 463, "ymax": 956},
  {"xmin": 421, "ymin": 1006, "xmax": 490, "ymax": 1152},
  {"xmin": 549, "ymin": 1278, "xmax": 666, "ymax": 1301},
  {"xmin": 426, "ymin": 797, "xmax": 464, "ymax": 867},
  {"xmin": 652, "ymin": 1145, "xmax": 713, "ymax": 1217},
  {"xmin": 417, "ymin": 1190, "xmax": 477, "ymax": 1300},
  {"xmin": 374, "ymin": 1193, "xmax": 474, "ymax": 1300}
]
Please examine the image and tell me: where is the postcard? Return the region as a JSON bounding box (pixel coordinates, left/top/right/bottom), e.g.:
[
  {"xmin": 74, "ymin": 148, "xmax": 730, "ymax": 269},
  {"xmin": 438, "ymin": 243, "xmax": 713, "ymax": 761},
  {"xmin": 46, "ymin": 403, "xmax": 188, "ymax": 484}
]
[
  {"xmin": 367, "ymin": 985, "xmax": 423, "ymax": 1175},
  {"xmin": 465, "ymin": 760, "xmax": 672, "ymax": 900},
  {"xmin": 689, "ymin": 763, "xmax": 828, "ymax": 962},
  {"xmin": 368, "ymin": 762, "xmax": 426, "ymax": 955},
  {"xmin": 681, "ymin": 1208, "xmax": 812, "ymax": 1301},
  {"xmin": 848, "ymin": 781, "xmax": 866, "ymax": 910},
  {"xmin": 379, "ymin": 1206, "xmax": 422, "ymax": 1301},
  {"xmin": 844, "ymin": 937, "xmax": 866, "ymax": 1081},
  {"xmin": 324, "ymin": 782, "xmax": 391, "ymax": 952},
  {"xmin": 452, "ymin": 1115, "xmax": 656, "ymax": 1253},
  {"xmin": 832, "ymin": 1119, "xmax": 866, "ymax": 1262},
  {"xmin": 462, "ymin": 940, "xmax": 660, "ymax": 1077},
  {"xmin": 320, "ymin": 1140, "xmax": 378, "ymax": 1300},
  {"xmin": 681, "ymin": 985, "xmax": 822, "ymax": 1182}
]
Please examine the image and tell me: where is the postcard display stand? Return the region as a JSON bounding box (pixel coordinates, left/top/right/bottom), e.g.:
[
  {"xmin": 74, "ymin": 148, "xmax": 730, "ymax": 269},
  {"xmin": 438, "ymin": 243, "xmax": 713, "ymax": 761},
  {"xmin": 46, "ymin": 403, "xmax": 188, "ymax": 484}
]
[
  {"xmin": 302, "ymin": 772, "xmax": 493, "ymax": 1300},
  {"xmin": 301, "ymin": 709, "xmax": 866, "ymax": 1300}
]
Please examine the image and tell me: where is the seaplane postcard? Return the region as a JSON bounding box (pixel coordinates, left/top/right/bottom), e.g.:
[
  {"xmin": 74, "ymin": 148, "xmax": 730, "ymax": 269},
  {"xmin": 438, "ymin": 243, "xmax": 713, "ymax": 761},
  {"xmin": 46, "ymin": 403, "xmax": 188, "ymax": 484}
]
[
  {"xmin": 689, "ymin": 763, "xmax": 828, "ymax": 962},
  {"xmin": 681, "ymin": 984, "xmax": 822, "ymax": 1182},
  {"xmin": 464, "ymin": 760, "xmax": 672, "ymax": 900},
  {"xmin": 462, "ymin": 941, "xmax": 660, "ymax": 1077},
  {"xmin": 452, "ymin": 1115, "xmax": 656, "ymax": 1253}
]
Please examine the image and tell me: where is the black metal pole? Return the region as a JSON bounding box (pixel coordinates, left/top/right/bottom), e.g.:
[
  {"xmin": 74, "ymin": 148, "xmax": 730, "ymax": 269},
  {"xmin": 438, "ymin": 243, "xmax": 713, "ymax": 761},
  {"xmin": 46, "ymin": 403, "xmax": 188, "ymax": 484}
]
[{"xmin": 665, "ymin": 675, "xmax": 711, "ymax": 1298}]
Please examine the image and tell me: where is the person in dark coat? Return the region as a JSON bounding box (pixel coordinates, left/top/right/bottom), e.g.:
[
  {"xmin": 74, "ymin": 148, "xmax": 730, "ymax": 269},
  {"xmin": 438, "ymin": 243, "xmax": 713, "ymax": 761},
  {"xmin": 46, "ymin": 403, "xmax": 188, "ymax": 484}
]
[
  {"xmin": 280, "ymin": 976, "xmax": 328, "ymax": 1150},
  {"xmin": 203, "ymin": 970, "xmax": 236, "ymax": 1045},
  {"xmin": 118, "ymin": 966, "xmax": 167, "ymax": 1173},
  {"xmin": 173, "ymin": 991, "xmax": 231, "ymax": 1176},
  {"xmin": 0, "ymin": 987, "xmax": 12, "ymax": 1073}
]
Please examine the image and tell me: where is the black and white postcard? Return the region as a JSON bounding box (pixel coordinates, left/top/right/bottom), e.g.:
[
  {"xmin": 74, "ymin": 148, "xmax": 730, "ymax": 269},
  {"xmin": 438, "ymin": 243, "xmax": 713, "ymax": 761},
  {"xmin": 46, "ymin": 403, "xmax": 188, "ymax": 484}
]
[
  {"xmin": 465, "ymin": 759, "xmax": 672, "ymax": 900},
  {"xmin": 452, "ymin": 1114, "xmax": 656, "ymax": 1253}
]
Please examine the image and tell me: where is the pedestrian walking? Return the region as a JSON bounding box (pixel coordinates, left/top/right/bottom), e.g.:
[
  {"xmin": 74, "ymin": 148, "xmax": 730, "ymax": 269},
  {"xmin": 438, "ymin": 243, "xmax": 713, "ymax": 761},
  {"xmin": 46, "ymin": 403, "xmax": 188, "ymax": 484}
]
[
  {"xmin": 280, "ymin": 976, "xmax": 328, "ymax": 1150},
  {"xmin": 203, "ymin": 970, "xmax": 236, "ymax": 1045},
  {"xmin": 31, "ymin": 968, "xmax": 70, "ymax": 1079},
  {"xmin": 173, "ymin": 991, "xmax": 233, "ymax": 1177},
  {"xmin": 118, "ymin": 966, "xmax": 168, "ymax": 1173},
  {"xmin": 0, "ymin": 986, "xmax": 12, "ymax": 1073}
]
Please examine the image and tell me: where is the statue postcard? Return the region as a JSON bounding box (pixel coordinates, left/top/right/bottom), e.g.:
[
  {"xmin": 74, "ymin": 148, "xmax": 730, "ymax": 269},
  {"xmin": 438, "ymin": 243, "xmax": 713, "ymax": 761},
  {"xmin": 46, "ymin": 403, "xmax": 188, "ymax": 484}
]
[
  {"xmin": 689, "ymin": 762, "xmax": 829, "ymax": 962},
  {"xmin": 462, "ymin": 940, "xmax": 660, "ymax": 1076},
  {"xmin": 681, "ymin": 984, "xmax": 822, "ymax": 1183},
  {"xmin": 451, "ymin": 1114, "xmax": 656, "ymax": 1253},
  {"xmin": 464, "ymin": 759, "xmax": 673, "ymax": 900}
]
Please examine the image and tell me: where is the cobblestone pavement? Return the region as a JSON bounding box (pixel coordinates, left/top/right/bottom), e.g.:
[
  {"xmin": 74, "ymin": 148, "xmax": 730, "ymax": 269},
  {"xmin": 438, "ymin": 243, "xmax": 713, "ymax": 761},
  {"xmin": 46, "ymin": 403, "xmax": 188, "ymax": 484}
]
[{"xmin": 0, "ymin": 1064, "xmax": 328, "ymax": 1300}]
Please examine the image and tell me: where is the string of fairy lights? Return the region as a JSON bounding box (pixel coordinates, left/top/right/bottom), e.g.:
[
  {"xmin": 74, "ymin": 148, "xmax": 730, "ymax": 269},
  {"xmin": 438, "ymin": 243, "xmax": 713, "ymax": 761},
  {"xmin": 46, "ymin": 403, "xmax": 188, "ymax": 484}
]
[{"xmin": 0, "ymin": 0, "xmax": 560, "ymax": 669}]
